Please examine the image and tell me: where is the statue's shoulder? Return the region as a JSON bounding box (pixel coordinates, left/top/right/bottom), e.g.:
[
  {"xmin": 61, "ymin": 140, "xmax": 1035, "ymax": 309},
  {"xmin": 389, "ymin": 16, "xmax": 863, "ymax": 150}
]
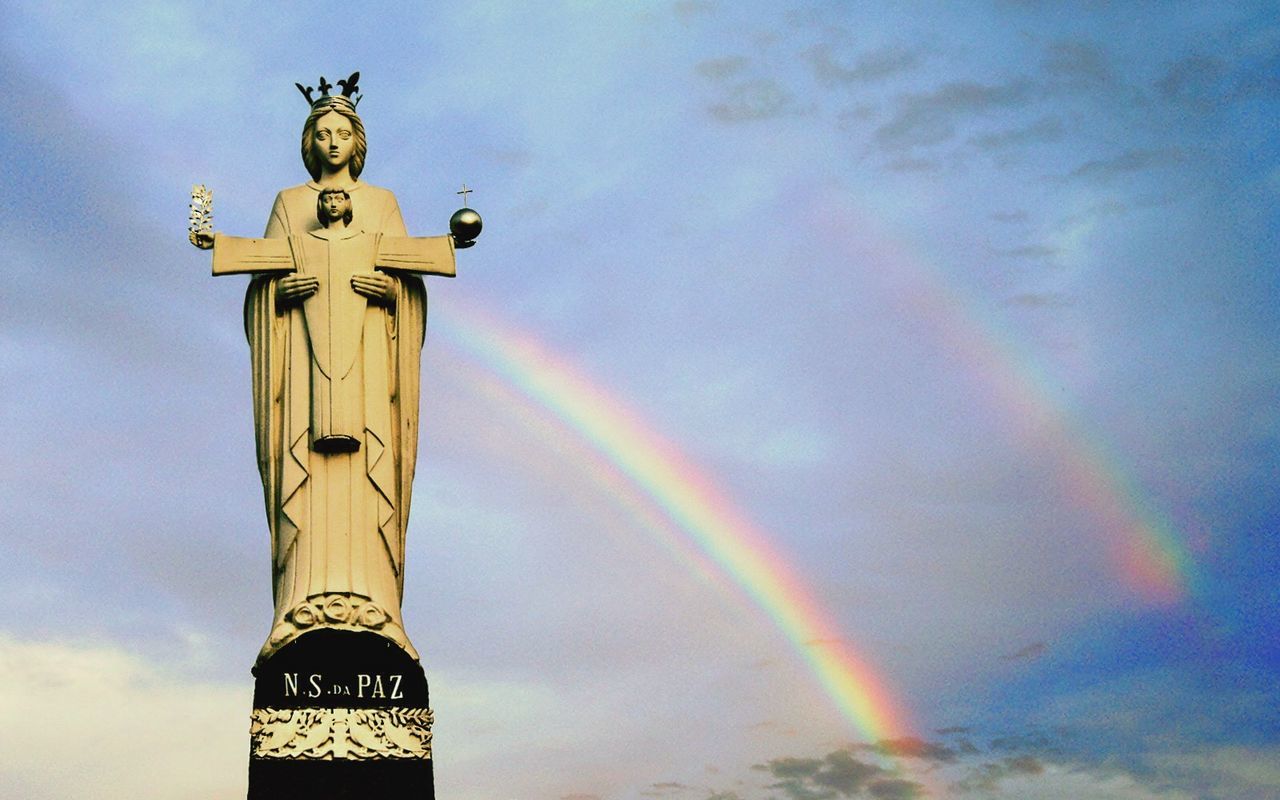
[
  {"xmin": 264, "ymin": 184, "xmax": 320, "ymax": 237},
  {"xmin": 275, "ymin": 183, "xmax": 318, "ymax": 202},
  {"xmin": 354, "ymin": 183, "xmax": 400, "ymax": 207}
]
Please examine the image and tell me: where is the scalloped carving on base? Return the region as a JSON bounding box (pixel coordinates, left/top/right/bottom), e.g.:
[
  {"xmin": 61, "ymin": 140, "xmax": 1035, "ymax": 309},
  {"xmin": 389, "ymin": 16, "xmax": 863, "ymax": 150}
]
[
  {"xmin": 250, "ymin": 707, "xmax": 433, "ymax": 760},
  {"xmin": 260, "ymin": 593, "xmax": 421, "ymax": 665}
]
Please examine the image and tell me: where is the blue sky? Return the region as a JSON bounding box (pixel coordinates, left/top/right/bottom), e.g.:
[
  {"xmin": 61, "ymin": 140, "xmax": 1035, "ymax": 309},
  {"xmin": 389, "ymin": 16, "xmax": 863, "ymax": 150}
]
[{"xmin": 1, "ymin": 2, "xmax": 1277, "ymax": 798}]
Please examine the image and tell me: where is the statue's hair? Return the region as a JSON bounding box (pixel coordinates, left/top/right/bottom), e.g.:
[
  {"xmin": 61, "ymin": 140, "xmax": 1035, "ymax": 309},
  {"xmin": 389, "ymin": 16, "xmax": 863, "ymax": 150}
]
[
  {"xmin": 316, "ymin": 187, "xmax": 354, "ymax": 227},
  {"xmin": 301, "ymin": 100, "xmax": 367, "ymax": 181}
]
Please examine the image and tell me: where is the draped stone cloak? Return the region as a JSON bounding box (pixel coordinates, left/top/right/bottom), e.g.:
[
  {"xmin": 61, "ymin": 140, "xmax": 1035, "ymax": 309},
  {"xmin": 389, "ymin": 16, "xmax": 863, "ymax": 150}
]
[{"xmin": 244, "ymin": 182, "xmax": 427, "ymax": 665}]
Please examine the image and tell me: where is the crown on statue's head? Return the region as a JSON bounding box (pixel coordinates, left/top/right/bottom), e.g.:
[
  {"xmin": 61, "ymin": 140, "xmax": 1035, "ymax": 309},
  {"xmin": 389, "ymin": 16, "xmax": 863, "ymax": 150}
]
[{"xmin": 296, "ymin": 71, "xmax": 362, "ymax": 111}]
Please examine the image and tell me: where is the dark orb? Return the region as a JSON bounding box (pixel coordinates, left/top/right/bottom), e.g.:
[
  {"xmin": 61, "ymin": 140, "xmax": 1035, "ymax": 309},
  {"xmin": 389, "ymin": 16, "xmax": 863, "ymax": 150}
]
[{"xmin": 450, "ymin": 208, "xmax": 483, "ymax": 245}]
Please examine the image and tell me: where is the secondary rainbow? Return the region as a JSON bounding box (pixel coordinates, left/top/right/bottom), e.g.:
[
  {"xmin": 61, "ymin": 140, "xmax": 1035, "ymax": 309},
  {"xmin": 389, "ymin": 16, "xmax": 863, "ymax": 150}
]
[
  {"xmin": 434, "ymin": 300, "xmax": 916, "ymax": 744},
  {"xmin": 812, "ymin": 199, "xmax": 1196, "ymax": 604}
]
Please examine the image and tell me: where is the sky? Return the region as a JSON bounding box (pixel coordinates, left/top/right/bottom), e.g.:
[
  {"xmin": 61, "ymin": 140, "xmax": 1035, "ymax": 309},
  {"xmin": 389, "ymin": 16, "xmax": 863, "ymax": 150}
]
[{"xmin": 1, "ymin": 2, "xmax": 1278, "ymax": 798}]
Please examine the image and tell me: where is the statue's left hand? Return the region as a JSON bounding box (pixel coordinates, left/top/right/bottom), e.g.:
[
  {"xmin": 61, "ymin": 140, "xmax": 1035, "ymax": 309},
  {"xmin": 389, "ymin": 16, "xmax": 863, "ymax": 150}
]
[
  {"xmin": 351, "ymin": 272, "xmax": 396, "ymax": 307},
  {"xmin": 190, "ymin": 231, "xmax": 215, "ymax": 250}
]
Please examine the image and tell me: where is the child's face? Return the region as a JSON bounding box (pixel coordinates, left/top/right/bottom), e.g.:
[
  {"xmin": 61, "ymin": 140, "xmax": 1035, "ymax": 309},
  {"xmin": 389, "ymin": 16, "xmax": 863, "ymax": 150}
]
[{"xmin": 322, "ymin": 192, "xmax": 351, "ymax": 222}]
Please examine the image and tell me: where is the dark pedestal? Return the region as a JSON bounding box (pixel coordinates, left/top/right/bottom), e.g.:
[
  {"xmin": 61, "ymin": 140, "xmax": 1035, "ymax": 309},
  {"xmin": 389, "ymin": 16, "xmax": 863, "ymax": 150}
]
[{"xmin": 247, "ymin": 630, "xmax": 434, "ymax": 800}]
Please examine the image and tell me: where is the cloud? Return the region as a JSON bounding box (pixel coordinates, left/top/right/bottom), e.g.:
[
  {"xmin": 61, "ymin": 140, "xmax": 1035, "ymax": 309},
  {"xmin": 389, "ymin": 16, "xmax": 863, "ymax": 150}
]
[
  {"xmin": 998, "ymin": 640, "xmax": 1049, "ymax": 660},
  {"xmin": 645, "ymin": 782, "xmax": 694, "ymax": 796},
  {"xmin": 969, "ymin": 116, "xmax": 1064, "ymax": 151},
  {"xmin": 1150, "ymin": 745, "xmax": 1280, "ymax": 799},
  {"xmin": 1067, "ymin": 148, "xmax": 1185, "ymax": 181},
  {"xmin": 860, "ymin": 737, "xmax": 959, "ymax": 763},
  {"xmin": 990, "ymin": 211, "xmax": 1028, "ymax": 223},
  {"xmin": 697, "ymin": 56, "xmax": 751, "ymax": 81},
  {"xmin": 1041, "ymin": 41, "xmax": 1115, "ymax": 89},
  {"xmin": 754, "ymin": 748, "xmax": 927, "ymax": 800},
  {"xmin": 709, "ymin": 79, "xmax": 799, "ymax": 122},
  {"xmin": 1156, "ymin": 54, "xmax": 1228, "ymax": 110},
  {"xmin": 952, "ymin": 755, "xmax": 1045, "ymax": 793},
  {"xmin": 866, "ymin": 778, "xmax": 923, "ymax": 799},
  {"xmin": 1230, "ymin": 51, "xmax": 1280, "ymax": 101},
  {"xmin": 988, "ymin": 732, "xmax": 1054, "ymax": 753},
  {"xmin": 723, "ymin": 729, "xmax": 1277, "ymax": 799},
  {"xmin": 805, "ymin": 44, "xmax": 919, "ymax": 86},
  {"xmin": 0, "ymin": 633, "xmax": 249, "ymax": 799},
  {"xmin": 875, "ymin": 80, "xmax": 1033, "ymax": 150}
]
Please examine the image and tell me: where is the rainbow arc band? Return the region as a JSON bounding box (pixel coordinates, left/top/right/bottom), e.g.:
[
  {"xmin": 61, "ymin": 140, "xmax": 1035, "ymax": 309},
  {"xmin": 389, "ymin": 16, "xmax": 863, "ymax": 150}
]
[{"xmin": 437, "ymin": 302, "xmax": 912, "ymax": 743}]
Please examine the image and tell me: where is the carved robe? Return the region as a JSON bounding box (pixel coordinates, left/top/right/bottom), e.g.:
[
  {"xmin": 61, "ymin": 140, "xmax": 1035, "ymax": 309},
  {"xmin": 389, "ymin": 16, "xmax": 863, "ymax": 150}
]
[{"xmin": 232, "ymin": 181, "xmax": 452, "ymax": 664}]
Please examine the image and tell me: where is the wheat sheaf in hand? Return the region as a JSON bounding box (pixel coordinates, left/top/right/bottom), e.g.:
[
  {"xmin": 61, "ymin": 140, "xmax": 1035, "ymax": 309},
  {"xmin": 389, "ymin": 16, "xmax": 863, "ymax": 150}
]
[{"xmin": 188, "ymin": 184, "xmax": 213, "ymax": 247}]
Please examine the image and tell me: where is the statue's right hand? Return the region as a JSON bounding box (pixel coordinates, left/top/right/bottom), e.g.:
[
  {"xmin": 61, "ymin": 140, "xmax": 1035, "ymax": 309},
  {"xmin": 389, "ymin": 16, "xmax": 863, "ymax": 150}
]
[{"xmin": 276, "ymin": 274, "xmax": 320, "ymax": 304}]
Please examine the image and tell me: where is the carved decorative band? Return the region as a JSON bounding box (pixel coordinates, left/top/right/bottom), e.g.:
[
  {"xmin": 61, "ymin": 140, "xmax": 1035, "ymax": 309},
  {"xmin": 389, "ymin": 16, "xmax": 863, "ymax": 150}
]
[
  {"xmin": 289, "ymin": 593, "xmax": 389, "ymax": 630},
  {"xmin": 250, "ymin": 707, "xmax": 433, "ymax": 760}
]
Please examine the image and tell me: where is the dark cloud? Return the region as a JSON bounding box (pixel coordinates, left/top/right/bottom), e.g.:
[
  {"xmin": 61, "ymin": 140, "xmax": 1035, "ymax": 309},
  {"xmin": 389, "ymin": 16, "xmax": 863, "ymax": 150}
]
[
  {"xmin": 935, "ymin": 726, "xmax": 972, "ymax": 735},
  {"xmin": 953, "ymin": 755, "xmax": 1045, "ymax": 793},
  {"xmin": 704, "ymin": 793, "xmax": 743, "ymax": 800},
  {"xmin": 1067, "ymin": 148, "xmax": 1185, "ymax": 181},
  {"xmin": 644, "ymin": 782, "xmax": 693, "ymax": 796},
  {"xmin": 866, "ymin": 778, "xmax": 923, "ymax": 800},
  {"xmin": 805, "ymin": 44, "xmax": 918, "ymax": 86},
  {"xmin": 875, "ymin": 80, "xmax": 1033, "ymax": 150},
  {"xmin": 1042, "ymin": 41, "xmax": 1114, "ymax": 88},
  {"xmin": 860, "ymin": 737, "xmax": 958, "ymax": 763},
  {"xmin": 1231, "ymin": 52, "xmax": 1280, "ymax": 101},
  {"xmin": 697, "ymin": 56, "xmax": 751, "ymax": 81},
  {"xmin": 761, "ymin": 756, "xmax": 824, "ymax": 780},
  {"xmin": 988, "ymin": 732, "xmax": 1053, "ymax": 753},
  {"xmin": 1000, "ymin": 641, "xmax": 1048, "ymax": 660},
  {"xmin": 812, "ymin": 751, "xmax": 886, "ymax": 794},
  {"xmin": 969, "ymin": 116, "xmax": 1064, "ymax": 151},
  {"xmin": 709, "ymin": 79, "xmax": 798, "ymax": 122},
  {"xmin": 757, "ymin": 749, "xmax": 886, "ymax": 799},
  {"xmin": 766, "ymin": 779, "xmax": 835, "ymax": 800},
  {"xmin": 1156, "ymin": 54, "xmax": 1228, "ymax": 110}
]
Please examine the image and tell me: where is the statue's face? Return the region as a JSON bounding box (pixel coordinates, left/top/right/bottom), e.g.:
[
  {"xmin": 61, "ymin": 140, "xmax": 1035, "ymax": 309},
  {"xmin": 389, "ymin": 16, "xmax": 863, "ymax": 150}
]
[
  {"xmin": 321, "ymin": 192, "xmax": 351, "ymax": 222},
  {"xmin": 312, "ymin": 110, "xmax": 355, "ymax": 171}
]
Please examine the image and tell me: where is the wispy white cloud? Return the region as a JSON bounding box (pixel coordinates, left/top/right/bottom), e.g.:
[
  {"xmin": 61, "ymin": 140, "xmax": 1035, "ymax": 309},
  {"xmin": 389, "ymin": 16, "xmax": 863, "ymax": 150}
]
[{"xmin": 0, "ymin": 633, "xmax": 248, "ymax": 799}]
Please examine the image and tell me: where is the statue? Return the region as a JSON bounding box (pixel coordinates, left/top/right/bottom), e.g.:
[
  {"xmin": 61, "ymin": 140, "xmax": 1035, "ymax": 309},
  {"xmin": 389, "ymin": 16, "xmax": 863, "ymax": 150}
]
[{"xmin": 191, "ymin": 73, "xmax": 479, "ymax": 667}]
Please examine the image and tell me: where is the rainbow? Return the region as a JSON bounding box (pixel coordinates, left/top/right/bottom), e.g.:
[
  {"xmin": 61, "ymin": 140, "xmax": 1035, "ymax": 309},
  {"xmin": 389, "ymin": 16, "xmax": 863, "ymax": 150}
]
[
  {"xmin": 433, "ymin": 300, "xmax": 917, "ymax": 745},
  {"xmin": 820, "ymin": 202, "xmax": 1197, "ymax": 604},
  {"xmin": 425, "ymin": 214, "xmax": 1197, "ymax": 753}
]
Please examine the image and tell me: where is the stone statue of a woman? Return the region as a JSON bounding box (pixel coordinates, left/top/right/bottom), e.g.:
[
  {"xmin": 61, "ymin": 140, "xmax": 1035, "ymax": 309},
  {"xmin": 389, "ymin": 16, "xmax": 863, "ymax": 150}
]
[{"xmin": 195, "ymin": 76, "xmax": 457, "ymax": 665}]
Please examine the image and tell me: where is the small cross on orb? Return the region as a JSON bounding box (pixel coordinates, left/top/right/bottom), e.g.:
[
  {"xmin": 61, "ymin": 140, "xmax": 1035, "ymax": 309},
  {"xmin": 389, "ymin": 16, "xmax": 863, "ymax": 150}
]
[{"xmin": 456, "ymin": 183, "xmax": 473, "ymax": 207}]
